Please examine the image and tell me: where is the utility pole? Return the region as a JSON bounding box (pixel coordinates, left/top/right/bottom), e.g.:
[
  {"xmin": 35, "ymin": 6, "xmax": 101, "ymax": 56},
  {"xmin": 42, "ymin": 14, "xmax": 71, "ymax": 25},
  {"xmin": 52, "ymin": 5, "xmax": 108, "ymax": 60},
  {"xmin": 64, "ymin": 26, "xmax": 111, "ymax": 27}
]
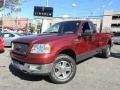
[
  {"xmin": 2, "ymin": 0, "xmax": 5, "ymax": 31},
  {"xmin": 41, "ymin": 0, "xmax": 49, "ymax": 33},
  {"xmin": 72, "ymin": 3, "xmax": 77, "ymax": 17},
  {"xmin": 46, "ymin": 0, "xmax": 48, "ymax": 7}
]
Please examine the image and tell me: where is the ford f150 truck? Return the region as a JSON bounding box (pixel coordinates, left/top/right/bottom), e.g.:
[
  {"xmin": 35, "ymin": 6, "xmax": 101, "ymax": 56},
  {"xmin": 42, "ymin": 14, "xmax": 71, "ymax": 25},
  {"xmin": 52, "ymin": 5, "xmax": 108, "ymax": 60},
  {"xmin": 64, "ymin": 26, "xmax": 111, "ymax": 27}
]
[{"xmin": 10, "ymin": 20, "xmax": 113, "ymax": 84}]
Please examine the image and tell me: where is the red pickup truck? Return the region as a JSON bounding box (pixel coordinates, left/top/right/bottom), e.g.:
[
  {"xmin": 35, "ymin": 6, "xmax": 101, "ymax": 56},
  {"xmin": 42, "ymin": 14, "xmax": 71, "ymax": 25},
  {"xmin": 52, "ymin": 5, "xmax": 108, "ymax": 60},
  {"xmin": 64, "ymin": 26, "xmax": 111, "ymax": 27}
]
[
  {"xmin": 0, "ymin": 37, "xmax": 4, "ymax": 52},
  {"xmin": 10, "ymin": 20, "xmax": 113, "ymax": 84}
]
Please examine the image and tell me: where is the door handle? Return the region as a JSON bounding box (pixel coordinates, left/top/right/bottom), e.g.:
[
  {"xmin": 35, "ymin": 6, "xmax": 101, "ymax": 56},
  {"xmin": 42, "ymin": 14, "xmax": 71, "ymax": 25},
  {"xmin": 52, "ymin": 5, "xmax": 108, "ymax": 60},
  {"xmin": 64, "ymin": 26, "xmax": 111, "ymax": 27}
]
[{"xmin": 72, "ymin": 39, "xmax": 80, "ymax": 43}]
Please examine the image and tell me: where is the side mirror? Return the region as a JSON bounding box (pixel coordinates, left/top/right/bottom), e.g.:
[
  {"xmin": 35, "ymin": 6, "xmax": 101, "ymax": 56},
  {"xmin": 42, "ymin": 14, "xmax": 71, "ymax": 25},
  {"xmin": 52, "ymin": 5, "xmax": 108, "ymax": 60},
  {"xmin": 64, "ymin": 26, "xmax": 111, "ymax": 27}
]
[{"xmin": 82, "ymin": 29, "xmax": 92, "ymax": 36}]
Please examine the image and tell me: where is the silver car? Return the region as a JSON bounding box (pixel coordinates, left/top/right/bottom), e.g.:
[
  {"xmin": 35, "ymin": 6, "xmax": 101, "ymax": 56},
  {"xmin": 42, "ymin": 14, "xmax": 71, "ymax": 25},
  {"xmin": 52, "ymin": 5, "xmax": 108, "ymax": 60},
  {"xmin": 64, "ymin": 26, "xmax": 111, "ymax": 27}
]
[
  {"xmin": 112, "ymin": 32, "xmax": 120, "ymax": 44},
  {"xmin": 0, "ymin": 32, "xmax": 23, "ymax": 46}
]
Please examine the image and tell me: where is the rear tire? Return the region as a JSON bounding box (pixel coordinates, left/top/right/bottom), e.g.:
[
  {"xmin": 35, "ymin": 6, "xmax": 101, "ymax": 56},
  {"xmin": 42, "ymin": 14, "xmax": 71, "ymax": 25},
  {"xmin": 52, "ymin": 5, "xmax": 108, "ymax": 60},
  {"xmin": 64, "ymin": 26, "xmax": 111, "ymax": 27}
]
[
  {"xmin": 102, "ymin": 45, "xmax": 111, "ymax": 58},
  {"xmin": 49, "ymin": 54, "xmax": 76, "ymax": 84}
]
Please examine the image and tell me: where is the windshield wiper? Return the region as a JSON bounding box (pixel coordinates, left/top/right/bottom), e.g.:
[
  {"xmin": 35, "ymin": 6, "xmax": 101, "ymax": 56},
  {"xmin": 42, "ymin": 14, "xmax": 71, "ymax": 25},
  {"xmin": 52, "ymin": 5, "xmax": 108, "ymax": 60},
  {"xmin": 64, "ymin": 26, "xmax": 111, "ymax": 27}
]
[{"xmin": 43, "ymin": 32, "xmax": 58, "ymax": 34}]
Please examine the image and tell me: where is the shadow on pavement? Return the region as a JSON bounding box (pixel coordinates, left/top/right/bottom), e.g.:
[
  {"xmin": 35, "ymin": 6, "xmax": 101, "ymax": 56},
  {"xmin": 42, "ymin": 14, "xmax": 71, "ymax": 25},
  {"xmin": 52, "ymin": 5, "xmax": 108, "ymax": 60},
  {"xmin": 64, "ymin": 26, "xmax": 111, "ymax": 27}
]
[
  {"xmin": 76, "ymin": 57, "xmax": 93, "ymax": 65},
  {"xmin": 111, "ymin": 52, "xmax": 120, "ymax": 59},
  {"xmin": 9, "ymin": 64, "xmax": 52, "ymax": 83},
  {"xmin": 0, "ymin": 50, "xmax": 5, "ymax": 54}
]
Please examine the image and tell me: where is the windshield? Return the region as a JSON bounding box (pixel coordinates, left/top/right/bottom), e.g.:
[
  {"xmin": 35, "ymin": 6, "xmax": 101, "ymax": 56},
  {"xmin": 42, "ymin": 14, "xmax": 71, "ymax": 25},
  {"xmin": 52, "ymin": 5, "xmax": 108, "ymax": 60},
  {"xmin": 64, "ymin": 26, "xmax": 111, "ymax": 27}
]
[{"xmin": 43, "ymin": 21, "xmax": 80, "ymax": 34}]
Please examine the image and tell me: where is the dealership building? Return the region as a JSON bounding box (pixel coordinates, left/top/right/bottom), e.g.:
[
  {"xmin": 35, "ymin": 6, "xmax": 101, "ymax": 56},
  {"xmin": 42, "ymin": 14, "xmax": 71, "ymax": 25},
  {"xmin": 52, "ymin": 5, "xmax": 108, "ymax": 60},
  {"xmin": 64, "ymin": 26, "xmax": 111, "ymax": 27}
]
[
  {"xmin": 43, "ymin": 10, "xmax": 120, "ymax": 33},
  {"xmin": 102, "ymin": 10, "xmax": 120, "ymax": 32},
  {"xmin": 0, "ymin": 17, "xmax": 29, "ymax": 30}
]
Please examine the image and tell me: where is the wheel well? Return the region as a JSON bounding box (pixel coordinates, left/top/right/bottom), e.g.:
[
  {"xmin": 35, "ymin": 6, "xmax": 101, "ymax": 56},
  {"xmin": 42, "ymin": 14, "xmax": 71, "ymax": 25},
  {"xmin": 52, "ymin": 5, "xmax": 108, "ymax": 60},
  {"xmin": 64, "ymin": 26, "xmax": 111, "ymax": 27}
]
[
  {"xmin": 59, "ymin": 49, "xmax": 76, "ymax": 61},
  {"xmin": 108, "ymin": 40, "xmax": 112, "ymax": 48}
]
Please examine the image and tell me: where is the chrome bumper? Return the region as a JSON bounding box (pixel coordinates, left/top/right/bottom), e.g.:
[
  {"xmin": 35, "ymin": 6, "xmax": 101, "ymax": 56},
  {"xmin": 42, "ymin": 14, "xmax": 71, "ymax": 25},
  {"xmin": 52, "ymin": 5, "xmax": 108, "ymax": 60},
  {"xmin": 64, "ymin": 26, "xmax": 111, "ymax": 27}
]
[{"xmin": 11, "ymin": 59, "xmax": 53, "ymax": 75}]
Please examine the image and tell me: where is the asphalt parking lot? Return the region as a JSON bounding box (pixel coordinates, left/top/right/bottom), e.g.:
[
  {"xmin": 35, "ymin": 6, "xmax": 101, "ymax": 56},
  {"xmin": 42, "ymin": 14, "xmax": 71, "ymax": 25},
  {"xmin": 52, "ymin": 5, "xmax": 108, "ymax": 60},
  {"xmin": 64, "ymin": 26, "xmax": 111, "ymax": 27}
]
[{"xmin": 0, "ymin": 45, "xmax": 120, "ymax": 90}]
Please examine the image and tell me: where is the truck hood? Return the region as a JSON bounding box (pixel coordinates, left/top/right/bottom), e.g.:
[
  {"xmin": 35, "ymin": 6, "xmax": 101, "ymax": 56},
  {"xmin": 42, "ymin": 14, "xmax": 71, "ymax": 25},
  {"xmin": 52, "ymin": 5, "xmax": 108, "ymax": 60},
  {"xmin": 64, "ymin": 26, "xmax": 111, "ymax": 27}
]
[{"xmin": 13, "ymin": 33, "xmax": 67, "ymax": 44}]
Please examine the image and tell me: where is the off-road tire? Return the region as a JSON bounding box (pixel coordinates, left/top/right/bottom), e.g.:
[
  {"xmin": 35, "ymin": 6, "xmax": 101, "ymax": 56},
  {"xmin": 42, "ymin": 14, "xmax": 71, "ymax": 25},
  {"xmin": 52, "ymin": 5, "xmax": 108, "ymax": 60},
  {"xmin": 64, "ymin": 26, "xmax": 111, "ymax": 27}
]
[
  {"xmin": 102, "ymin": 45, "xmax": 111, "ymax": 58},
  {"xmin": 49, "ymin": 54, "xmax": 76, "ymax": 84}
]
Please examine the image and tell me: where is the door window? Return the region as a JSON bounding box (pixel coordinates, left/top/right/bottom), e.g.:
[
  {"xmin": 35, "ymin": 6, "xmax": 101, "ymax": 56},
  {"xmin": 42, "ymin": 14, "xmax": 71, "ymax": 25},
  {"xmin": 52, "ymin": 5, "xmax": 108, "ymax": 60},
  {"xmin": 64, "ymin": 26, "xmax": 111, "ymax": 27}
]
[
  {"xmin": 88, "ymin": 22, "xmax": 96, "ymax": 33},
  {"xmin": 82, "ymin": 22, "xmax": 90, "ymax": 32},
  {"xmin": 81, "ymin": 22, "xmax": 91, "ymax": 35},
  {"xmin": 81, "ymin": 22, "xmax": 96, "ymax": 35}
]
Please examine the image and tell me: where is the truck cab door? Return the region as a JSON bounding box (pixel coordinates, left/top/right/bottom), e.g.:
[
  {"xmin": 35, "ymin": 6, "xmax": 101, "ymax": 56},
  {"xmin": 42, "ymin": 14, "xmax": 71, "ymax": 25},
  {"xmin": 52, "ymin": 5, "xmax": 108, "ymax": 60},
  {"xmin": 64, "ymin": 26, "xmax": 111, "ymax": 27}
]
[
  {"xmin": 77, "ymin": 22, "xmax": 99, "ymax": 60},
  {"xmin": 87, "ymin": 22, "xmax": 99, "ymax": 51},
  {"xmin": 75, "ymin": 22, "xmax": 92, "ymax": 62}
]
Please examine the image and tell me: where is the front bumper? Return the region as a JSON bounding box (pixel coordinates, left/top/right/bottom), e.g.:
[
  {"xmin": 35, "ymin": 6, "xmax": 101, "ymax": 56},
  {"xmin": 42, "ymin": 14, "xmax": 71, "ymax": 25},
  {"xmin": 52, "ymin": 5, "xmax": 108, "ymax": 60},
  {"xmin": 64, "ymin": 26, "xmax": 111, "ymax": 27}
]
[{"xmin": 11, "ymin": 58, "xmax": 53, "ymax": 75}]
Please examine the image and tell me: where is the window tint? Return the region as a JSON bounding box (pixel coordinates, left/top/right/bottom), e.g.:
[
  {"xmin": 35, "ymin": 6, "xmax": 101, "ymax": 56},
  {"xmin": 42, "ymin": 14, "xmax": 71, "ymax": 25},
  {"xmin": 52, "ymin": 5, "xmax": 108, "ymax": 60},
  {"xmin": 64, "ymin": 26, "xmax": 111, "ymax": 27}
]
[
  {"xmin": 44, "ymin": 21, "xmax": 80, "ymax": 34},
  {"xmin": 82, "ymin": 22, "xmax": 90, "ymax": 31},
  {"xmin": 60, "ymin": 21, "xmax": 80, "ymax": 34},
  {"xmin": 81, "ymin": 22, "xmax": 96, "ymax": 35},
  {"xmin": 81, "ymin": 22, "xmax": 91, "ymax": 34},
  {"xmin": 89, "ymin": 22, "xmax": 96, "ymax": 33}
]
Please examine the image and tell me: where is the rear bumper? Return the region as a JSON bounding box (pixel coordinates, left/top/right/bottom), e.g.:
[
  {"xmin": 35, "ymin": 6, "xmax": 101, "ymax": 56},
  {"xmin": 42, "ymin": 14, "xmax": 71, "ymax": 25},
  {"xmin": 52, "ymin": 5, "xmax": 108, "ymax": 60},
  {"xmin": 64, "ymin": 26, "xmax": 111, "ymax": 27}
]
[{"xmin": 11, "ymin": 58, "xmax": 53, "ymax": 75}]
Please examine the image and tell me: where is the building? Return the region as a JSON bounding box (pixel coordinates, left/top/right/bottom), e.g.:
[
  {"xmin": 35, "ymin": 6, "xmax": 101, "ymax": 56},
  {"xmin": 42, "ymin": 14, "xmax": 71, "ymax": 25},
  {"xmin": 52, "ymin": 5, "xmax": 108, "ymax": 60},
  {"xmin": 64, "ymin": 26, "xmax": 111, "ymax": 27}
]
[
  {"xmin": 37, "ymin": 10, "xmax": 120, "ymax": 33},
  {"xmin": 102, "ymin": 10, "xmax": 120, "ymax": 32},
  {"xmin": 0, "ymin": 17, "xmax": 29, "ymax": 31}
]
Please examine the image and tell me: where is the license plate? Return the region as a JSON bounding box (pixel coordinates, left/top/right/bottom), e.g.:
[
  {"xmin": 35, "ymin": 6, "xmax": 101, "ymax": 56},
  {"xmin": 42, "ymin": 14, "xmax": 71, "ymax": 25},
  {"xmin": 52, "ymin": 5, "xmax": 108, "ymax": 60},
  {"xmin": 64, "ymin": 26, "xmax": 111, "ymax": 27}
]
[{"xmin": 29, "ymin": 65, "xmax": 37, "ymax": 70}]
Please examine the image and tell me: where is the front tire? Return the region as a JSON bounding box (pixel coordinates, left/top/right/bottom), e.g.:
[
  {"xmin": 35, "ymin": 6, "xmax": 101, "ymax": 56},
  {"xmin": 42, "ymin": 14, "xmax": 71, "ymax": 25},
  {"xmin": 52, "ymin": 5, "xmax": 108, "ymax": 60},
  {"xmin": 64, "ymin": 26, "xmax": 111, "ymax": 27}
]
[{"xmin": 49, "ymin": 54, "xmax": 76, "ymax": 84}]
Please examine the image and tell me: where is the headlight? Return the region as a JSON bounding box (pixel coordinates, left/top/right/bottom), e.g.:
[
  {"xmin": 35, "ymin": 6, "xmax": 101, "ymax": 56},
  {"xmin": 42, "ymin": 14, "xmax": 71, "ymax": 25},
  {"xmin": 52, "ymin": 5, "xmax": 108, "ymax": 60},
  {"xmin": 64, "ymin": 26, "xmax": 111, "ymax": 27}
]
[{"xmin": 31, "ymin": 44, "xmax": 51, "ymax": 54}]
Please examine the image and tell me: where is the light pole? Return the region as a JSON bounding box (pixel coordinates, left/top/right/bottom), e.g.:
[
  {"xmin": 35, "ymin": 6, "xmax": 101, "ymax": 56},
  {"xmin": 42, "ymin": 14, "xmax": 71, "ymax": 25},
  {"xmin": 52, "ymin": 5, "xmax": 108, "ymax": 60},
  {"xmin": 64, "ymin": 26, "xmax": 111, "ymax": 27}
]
[
  {"xmin": 2, "ymin": 0, "xmax": 5, "ymax": 31},
  {"xmin": 72, "ymin": 3, "xmax": 77, "ymax": 18},
  {"xmin": 46, "ymin": 0, "xmax": 48, "ymax": 7},
  {"xmin": 41, "ymin": 0, "xmax": 49, "ymax": 33}
]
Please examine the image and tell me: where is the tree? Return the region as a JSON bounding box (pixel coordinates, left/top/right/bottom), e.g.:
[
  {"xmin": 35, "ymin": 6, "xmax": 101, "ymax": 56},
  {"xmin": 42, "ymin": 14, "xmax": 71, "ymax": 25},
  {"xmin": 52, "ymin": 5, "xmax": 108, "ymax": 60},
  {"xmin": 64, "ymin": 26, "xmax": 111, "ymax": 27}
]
[
  {"xmin": 29, "ymin": 23, "xmax": 36, "ymax": 33},
  {"xmin": 0, "ymin": 0, "xmax": 20, "ymax": 15},
  {"xmin": 30, "ymin": 26, "xmax": 35, "ymax": 33},
  {"xmin": 5, "ymin": 0, "xmax": 19, "ymax": 7}
]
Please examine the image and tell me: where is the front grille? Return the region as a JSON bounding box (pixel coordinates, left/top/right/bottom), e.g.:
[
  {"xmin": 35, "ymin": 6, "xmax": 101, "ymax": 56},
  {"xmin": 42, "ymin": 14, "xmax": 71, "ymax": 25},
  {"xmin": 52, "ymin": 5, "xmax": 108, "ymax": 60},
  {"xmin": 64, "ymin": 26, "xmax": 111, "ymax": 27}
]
[
  {"xmin": 12, "ymin": 58, "xmax": 25, "ymax": 65},
  {"xmin": 13, "ymin": 42, "xmax": 29, "ymax": 55}
]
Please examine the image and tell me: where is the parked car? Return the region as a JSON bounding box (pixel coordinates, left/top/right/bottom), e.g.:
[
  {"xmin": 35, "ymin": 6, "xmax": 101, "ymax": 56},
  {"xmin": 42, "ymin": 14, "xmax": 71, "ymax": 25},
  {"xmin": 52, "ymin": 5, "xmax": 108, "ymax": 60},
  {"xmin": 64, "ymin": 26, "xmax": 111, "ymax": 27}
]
[
  {"xmin": 10, "ymin": 20, "xmax": 113, "ymax": 84},
  {"xmin": 0, "ymin": 32, "xmax": 23, "ymax": 46},
  {"xmin": 0, "ymin": 37, "xmax": 4, "ymax": 52},
  {"xmin": 113, "ymin": 32, "xmax": 120, "ymax": 44}
]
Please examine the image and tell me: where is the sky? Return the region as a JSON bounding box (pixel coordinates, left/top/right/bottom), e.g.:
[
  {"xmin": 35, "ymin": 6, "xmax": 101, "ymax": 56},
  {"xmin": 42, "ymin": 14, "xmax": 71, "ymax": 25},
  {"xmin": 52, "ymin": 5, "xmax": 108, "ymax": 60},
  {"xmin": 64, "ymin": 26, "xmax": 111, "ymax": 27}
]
[{"xmin": 8, "ymin": 0, "xmax": 120, "ymax": 19}]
